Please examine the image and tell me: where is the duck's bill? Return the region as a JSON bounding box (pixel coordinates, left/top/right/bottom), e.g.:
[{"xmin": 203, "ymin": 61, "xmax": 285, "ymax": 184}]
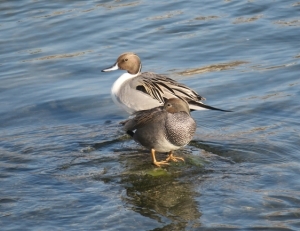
[{"xmin": 102, "ymin": 63, "xmax": 119, "ymax": 72}]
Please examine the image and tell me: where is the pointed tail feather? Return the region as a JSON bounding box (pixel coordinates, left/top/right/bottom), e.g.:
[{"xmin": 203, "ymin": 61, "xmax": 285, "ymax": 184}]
[{"xmin": 189, "ymin": 101, "xmax": 232, "ymax": 112}]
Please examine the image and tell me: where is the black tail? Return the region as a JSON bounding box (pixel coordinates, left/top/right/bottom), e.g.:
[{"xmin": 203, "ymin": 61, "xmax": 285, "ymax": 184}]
[
  {"xmin": 190, "ymin": 101, "xmax": 232, "ymax": 112},
  {"xmin": 126, "ymin": 130, "xmax": 135, "ymax": 137}
]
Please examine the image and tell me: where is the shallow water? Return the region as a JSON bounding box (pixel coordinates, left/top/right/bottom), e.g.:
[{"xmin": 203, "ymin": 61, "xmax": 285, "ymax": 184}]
[{"xmin": 1, "ymin": 0, "xmax": 300, "ymax": 230}]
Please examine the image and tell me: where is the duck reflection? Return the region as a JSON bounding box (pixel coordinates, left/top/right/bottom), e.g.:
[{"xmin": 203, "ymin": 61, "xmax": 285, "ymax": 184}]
[{"xmin": 119, "ymin": 149, "xmax": 204, "ymax": 230}]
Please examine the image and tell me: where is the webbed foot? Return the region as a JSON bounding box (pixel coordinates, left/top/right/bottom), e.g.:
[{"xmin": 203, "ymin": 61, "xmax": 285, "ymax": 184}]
[{"xmin": 165, "ymin": 151, "xmax": 185, "ymax": 163}]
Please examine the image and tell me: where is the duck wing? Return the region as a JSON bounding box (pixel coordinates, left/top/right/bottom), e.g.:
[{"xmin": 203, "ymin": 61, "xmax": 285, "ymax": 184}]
[
  {"xmin": 131, "ymin": 72, "xmax": 205, "ymax": 104},
  {"xmin": 123, "ymin": 106, "xmax": 163, "ymax": 132},
  {"xmin": 131, "ymin": 72, "xmax": 231, "ymax": 112}
]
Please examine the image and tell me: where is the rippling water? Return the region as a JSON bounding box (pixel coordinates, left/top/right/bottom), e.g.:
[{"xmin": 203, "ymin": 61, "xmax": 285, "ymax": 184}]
[{"xmin": 1, "ymin": 0, "xmax": 300, "ymax": 230}]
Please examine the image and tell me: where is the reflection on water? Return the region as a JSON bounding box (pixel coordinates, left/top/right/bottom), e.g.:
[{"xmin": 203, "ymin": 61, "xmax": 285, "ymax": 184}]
[
  {"xmin": 83, "ymin": 136, "xmax": 206, "ymax": 229},
  {"xmin": 233, "ymin": 14, "xmax": 263, "ymax": 24},
  {"xmin": 23, "ymin": 50, "xmax": 92, "ymax": 62},
  {"xmin": 176, "ymin": 61, "xmax": 248, "ymax": 76},
  {"xmin": 121, "ymin": 168, "xmax": 202, "ymax": 230}
]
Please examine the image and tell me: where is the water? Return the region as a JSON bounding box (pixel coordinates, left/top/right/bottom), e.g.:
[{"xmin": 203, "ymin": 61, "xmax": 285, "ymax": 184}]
[{"xmin": 1, "ymin": 0, "xmax": 300, "ymax": 230}]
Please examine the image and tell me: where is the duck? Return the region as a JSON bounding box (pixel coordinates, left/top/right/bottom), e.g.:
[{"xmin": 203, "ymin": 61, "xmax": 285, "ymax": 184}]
[
  {"xmin": 123, "ymin": 98, "xmax": 196, "ymax": 167},
  {"xmin": 102, "ymin": 52, "xmax": 229, "ymax": 114}
]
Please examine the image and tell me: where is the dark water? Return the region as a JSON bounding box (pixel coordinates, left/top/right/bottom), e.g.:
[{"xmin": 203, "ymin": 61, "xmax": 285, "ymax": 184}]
[{"xmin": 1, "ymin": 0, "xmax": 300, "ymax": 230}]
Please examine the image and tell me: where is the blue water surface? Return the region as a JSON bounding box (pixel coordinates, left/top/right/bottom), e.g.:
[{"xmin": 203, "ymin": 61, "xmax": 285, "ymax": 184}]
[{"xmin": 1, "ymin": 0, "xmax": 300, "ymax": 230}]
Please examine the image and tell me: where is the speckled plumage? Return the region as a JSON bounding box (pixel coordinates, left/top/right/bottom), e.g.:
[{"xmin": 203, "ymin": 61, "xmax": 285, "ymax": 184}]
[
  {"xmin": 165, "ymin": 112, "xmax": 196, "ymax": 147},
  {"xmin": 123, "ymin": 98, "xmax": 196, "ymax": 167}
]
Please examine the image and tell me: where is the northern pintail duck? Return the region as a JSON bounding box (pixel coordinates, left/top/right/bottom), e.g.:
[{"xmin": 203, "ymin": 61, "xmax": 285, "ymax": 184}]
[
  {"xmin": 123, "ymin": 98, "xmax": 196, "ymax": 167},
  {"xmin": 102, "ymin": 52, "xmax": 229, "ymax": 114}
]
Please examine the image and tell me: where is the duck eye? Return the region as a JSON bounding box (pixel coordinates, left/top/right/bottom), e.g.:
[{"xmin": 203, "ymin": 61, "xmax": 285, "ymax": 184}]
[
  {"xmin": 167, "ymin": 103, "xmax": 171, "ymax": 107},
  {"xmin": 124, "ymin": 58, "xmax": 128, "ymax": 62}
]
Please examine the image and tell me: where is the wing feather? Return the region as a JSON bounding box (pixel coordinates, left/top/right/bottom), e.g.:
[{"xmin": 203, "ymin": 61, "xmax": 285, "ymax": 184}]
[
  {"xmin": 135, "ymin": 72, "xmax": 205, "ymax": 104},
  {"xmin": 123, "ymin": 106, "xmax": 163, "ymax": 131}
]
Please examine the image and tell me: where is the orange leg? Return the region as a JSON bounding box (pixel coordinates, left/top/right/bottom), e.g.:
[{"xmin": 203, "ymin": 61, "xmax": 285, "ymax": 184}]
[
  {"xmin": 151, "ymin": 149, "xmax": 169, "ymax": 167},
  {"xmin": 165, "ymin": 151, "xmax": 185, "ymax": 163}
]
